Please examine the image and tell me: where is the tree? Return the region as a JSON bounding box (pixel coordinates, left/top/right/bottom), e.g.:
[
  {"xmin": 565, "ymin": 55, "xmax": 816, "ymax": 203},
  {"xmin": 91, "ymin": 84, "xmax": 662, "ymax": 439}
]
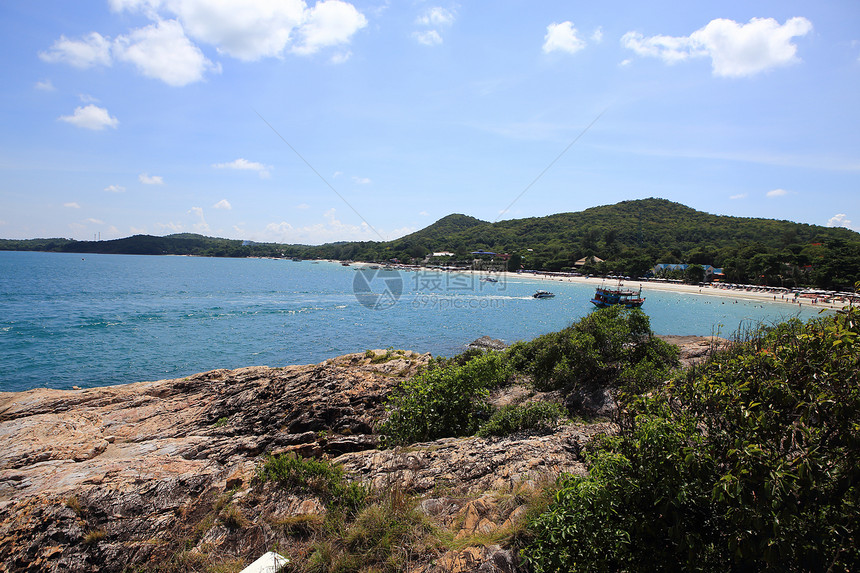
[{"xmin": 684, "ymin": 263, "xmax": 705, "ymax": 284}]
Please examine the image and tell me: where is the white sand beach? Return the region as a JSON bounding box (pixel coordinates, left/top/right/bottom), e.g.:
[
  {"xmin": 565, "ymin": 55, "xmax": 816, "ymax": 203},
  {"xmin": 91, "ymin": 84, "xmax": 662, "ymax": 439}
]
[{"xmin": 499, "ymin": 271, "xmax": 851, "ymax": 311}]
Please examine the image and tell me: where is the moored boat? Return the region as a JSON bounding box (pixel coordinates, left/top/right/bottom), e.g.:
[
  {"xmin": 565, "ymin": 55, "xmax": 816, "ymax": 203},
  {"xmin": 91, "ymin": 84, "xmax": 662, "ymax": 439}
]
[{"xmin": 590, "ymin": 284, "xmax": 645, "ymax": 308}]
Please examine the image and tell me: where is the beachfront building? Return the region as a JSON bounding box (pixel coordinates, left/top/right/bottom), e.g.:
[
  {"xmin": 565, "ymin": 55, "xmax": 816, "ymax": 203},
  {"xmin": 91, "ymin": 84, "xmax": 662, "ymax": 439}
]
[
  {"xmin": 574, "ymin": 255, "xmax": 604, "ymax": 268},
  {"xmin": 471, "ymin": 251, "xmax": 509, "ymax": 272},
  {"xmin": 651, "ymin": 263, "xmax": 724, "ymax": 282}
]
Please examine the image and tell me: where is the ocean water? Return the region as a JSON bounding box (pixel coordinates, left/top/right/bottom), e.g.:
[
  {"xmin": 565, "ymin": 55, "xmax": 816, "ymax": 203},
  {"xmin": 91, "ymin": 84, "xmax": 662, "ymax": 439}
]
[{"xmin": 0, "ymin": 251, "xmax": 824, "ymax": 392}]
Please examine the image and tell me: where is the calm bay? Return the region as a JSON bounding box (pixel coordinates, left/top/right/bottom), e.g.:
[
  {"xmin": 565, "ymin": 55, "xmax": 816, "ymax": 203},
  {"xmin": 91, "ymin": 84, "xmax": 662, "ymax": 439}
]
[{"xmin": 0, "ymin": 251, "xmax": 822, "ymax": 392}]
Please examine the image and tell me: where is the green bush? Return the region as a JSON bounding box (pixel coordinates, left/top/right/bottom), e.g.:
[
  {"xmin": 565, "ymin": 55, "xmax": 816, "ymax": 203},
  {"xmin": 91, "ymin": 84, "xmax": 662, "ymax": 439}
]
[
  {"xmin": 477, "ymin": 402, "xmax": 567, "ymax": 438},
  {"xmin": 507, "ymin": 306, "xmax": 678, "ymax": 394},
  {"xmin": 257, "ymin": 453, "xmax": 368, "ymax": 516},
  {"xmin": 380, "ymin": 351, "xmax": 511, "ymax": 445},
  {"xmin": 524, "ymin": 308, "xmax": 860, "ymax": 572}
]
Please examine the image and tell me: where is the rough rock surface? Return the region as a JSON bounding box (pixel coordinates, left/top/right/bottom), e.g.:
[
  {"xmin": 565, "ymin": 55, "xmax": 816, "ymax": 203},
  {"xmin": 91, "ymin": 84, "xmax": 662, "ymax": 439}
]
[
  {"xmin": 0, "ymin": 351, "xmax": 429, "ymax": 572},
  {"xmin": 468, "ymin": 336, "xmax": 508, "ymax": 351},
  {"xmin": 658, "ymin": 334, "xmax": 728, "ymax": 369},
  {"xmin": 335, "ymin": 423, "xmax": 607, "ymax": 496}
]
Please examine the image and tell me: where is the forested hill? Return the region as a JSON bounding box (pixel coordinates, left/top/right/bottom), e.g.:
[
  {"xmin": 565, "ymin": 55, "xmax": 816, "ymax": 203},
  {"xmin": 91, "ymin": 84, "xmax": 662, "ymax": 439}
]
[
  {"xmin": 0, "ymin": 233, "xmax": 297, "ymax": 258},
  {"xmin": 314, "ymin": 198, "xmax": 860, "ymax": 290},
  {"xmin": 389, "ymin": 199, "xmax": 854, "ymax": 258},
  {"xmin": 2, "ymin": 199, "xmax": 859, "ymax": 289}
]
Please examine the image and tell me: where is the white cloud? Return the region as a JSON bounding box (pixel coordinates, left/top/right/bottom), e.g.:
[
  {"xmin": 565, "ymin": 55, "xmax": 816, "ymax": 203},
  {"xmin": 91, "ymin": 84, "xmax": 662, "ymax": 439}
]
[
  {"xmin": 130, "ymin": 226, "xmax": 148, "ymax": 234},
  {"xmin": 86, "ymin": 218, "xmax": 105, "ymax": 225},
  {"xmin": 827, "ymin": 214, "xmax": 853, "ymax": 229},
  {"xmin": 591, "ymin": 27, "xmax": 603, "ymax": 43},
  {"xmin": 213, "ymin": 199, "xmax": 232, "ymax": 210},
  {"xmin": 621, "ymin": 31, "xmax": 703, "ymax": 64},
  {"xmin": 124, "ymin": 0, "xmax": 367, "ymax": 61},
  {"xmin": 104, "ymin": 184, "xmax": 126, "ymax": 193},
  {"xmin": 39, "ymin": 32, "xmax": 112, "ymax": 68},
  {"xmin": 543, "ymin": 21, "xmax": 586, "ymax": 55},
  {"xmin": 352, "ymin": 176, "xmax": 371, "ymax": 185},
  {"xmin": 419, "ymin": 210, "xmax": 430, "ymax": 216},
  {"xmin": 108, "ymin": 0, "xmax": 160, "ymax": 14},
  {"xmin": 58, "ymin": 105, "xmax": 119, "ymax": 130},
  {"xmin": 293, "ymin": 0, "xmax": 368, "ymax": 56},
  {"xmin": 113, "ymin": 19, "xmax": 219, "ymax": 86},
  {"xmin": 414, "ymin": 6, "xmax": 455, "ymax": 46},
  {"xmin": 64, "ymin": 202, "xmax": 81, "ymax": 209},
  {"xmin": 44, "ymin": 0, "xmax": 367, "ymax": 86},
  {"xmin": 329, "ymin": 50, "xmax": 352, "ymax": 64},
  {"xmin": 695, "ymin": 17, "xmax": 813, "ymax": 77},
  {"xmin": 35, "ymin": 79, "xmax": 55, "ymax": 91},
  {"xmin": 261, "ymin": 208, "xmax": 391, "ymax": 244},
  {"xmin": 417, "ymin": 7, "xmax": 455, "ymax": 27},
  {"xmin": 213, "ymin": 158, "xmax": 271, "ymax": 178},
  {"xmin": 621, "ymin": 17, "xmax": 813, "ymax": 77},
  {"xmin": 156, "ymin": 221, "xmax": 184, "ymax": 233},
  {"xmin": 414, "ymin": 30, "xmax": 443, "ymax": 46},
  {"xmin": 296, "ymin": 203, "xmax": 310, "ymax": 209},
  {"xmin": 139, "ymin": 173, "xmax": 164, "ymax": 184},
  {"xmin": 188, "ymin": 206, "xmax": 210, "ymax": 233},
  {"xmin": 729, "ymin": 193, "xmax": 747, "ymax": 200},
  {"xmin": 166, "ymin": 0, "xmax": 305, "ymax": 60},
  {"xmin": 766, "ymin": 188, "xmax": 790, "ymax": 198}
]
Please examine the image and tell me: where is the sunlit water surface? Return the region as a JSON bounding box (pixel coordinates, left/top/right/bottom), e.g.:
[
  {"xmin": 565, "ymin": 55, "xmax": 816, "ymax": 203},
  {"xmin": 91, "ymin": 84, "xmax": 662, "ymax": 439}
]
[{"xmin": 0, "ymin": 251, "xmax": 824, "ymax": 391}]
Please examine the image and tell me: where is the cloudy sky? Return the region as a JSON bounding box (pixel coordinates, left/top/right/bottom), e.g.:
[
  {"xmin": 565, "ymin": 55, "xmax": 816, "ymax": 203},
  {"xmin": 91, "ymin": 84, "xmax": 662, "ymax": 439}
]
[{"xmin": 1, "ymin": 0, "xmax": 858, "ymax": 244}]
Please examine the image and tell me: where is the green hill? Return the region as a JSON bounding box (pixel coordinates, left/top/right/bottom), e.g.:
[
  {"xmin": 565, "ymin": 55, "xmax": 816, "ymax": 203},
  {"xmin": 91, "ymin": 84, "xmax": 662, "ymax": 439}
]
[
  {"xmin": 385, "ymin": 198, "xmax": 853, "ymax": 258},
  {"xmin": 307, "ymin": 198, "xmax": 860, "ymax": 290},
  {"xmin": 0, "ymin": 233, "xmax": 303, "ymax": 258}
]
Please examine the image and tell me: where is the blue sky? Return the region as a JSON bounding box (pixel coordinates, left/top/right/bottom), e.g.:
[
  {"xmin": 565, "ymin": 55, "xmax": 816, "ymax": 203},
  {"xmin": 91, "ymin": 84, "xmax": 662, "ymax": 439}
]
[{"xmin": 1, "ymin": 0, "xmax": 858, "ymax": 244}]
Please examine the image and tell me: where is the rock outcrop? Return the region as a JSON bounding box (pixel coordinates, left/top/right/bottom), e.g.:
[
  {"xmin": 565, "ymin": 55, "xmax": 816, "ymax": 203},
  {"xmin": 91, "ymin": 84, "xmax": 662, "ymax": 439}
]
[
  {"xmin": 468, "ymin": 336, "xmax": 508, "ymax": 351},
  {"xmin": 0, "ymin": 351, "xmax": 432, "ymax": 572}
]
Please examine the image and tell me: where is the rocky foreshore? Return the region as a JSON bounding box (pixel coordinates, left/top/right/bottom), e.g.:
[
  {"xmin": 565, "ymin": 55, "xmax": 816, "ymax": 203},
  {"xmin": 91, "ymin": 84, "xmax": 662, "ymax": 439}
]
[{"xmin": 0, "ymin": 338, "xmax": 716, "ymax": 572}]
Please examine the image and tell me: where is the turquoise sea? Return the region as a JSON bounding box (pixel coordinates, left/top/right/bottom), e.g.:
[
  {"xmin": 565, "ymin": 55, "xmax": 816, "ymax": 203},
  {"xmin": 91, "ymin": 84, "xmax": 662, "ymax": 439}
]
[{"xmin": 0, "ymin": 251, "xmax": 823, "ymax": 392}]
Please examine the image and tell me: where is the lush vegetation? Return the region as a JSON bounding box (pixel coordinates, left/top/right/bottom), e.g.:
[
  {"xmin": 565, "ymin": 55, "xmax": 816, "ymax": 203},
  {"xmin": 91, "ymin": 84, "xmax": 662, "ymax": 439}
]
[
  {"xmin": 380, "ymin": 307, "xmax": 675, "ymax": 445},
  {"xmin": 507, "ymin": 305, "xmax": 679, "ymax": 395},
  {"xmin": 4, "ymin": 199, "xmax": 858, "ymax": 289},
  {"xmin": 524, "ymin": 307, "xmax": 860, "ymax": 572},
  {"xmin": 378, "ymin": 351, "xmax": 511, "ymax": 445}
]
